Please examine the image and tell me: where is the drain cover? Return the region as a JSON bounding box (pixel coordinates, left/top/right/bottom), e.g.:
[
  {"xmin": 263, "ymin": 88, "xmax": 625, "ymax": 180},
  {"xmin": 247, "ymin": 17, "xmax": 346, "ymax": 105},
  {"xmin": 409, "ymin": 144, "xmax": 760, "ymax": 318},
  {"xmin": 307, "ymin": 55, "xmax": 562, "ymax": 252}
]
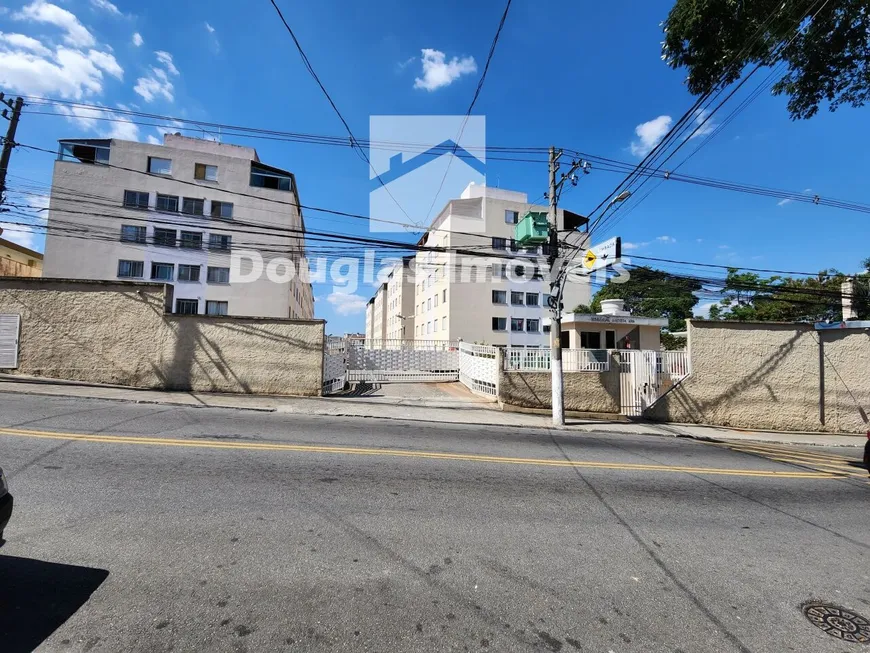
[{"xmin": 802, "ymin": 601, "xmax": 870, "ymax": 644}]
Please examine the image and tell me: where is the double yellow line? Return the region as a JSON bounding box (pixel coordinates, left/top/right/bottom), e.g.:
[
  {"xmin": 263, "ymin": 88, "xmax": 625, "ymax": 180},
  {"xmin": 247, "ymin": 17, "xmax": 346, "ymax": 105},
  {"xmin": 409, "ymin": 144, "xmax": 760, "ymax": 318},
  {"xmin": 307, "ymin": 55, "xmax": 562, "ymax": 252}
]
[
  {"xmin": 717, "ymin": 441, "xmax": 867, "ymax": 478},
  {"xmin": 0, "ymin": 426, "xmax": 846, "ymax": 479}
]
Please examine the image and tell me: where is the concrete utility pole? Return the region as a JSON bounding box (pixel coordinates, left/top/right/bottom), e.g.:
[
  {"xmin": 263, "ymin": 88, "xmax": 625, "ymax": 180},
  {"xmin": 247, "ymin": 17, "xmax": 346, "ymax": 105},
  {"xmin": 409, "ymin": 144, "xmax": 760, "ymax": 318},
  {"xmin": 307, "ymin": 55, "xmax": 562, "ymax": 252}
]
[
  {"xmin": 547, "ymin": 147, "xmax": 564, "ymax": 426},
  {"xmin": 0, "ymin": 95, "xmax": 24, "ymax": 209}
]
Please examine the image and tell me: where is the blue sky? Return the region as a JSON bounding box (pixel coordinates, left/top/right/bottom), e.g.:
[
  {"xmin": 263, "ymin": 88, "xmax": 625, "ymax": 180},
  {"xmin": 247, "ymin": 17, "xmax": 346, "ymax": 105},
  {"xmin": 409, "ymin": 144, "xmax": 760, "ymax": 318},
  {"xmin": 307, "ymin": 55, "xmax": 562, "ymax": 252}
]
[{"xmin": 1, "ymin": 0, "xmax": 868, "ymax": 334}]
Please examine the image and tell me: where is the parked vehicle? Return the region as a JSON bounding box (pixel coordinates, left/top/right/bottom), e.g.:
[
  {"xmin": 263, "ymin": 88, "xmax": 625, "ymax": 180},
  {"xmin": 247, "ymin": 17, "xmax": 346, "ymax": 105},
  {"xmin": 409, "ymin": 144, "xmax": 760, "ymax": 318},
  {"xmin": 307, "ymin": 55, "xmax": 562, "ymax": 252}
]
[
  {"xmin": 0, "ymin": 466, "xmax": 12, "ymax": 541},
  {"xmin": 864, "ymin": 432, "xmax": 870, "ymax": 477}
]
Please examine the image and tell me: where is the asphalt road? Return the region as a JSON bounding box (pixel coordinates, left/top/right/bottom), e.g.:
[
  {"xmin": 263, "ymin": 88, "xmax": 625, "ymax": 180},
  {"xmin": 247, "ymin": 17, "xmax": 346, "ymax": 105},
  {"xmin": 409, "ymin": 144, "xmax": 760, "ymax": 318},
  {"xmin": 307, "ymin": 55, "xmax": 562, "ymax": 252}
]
[{"xmin": 0, "ymin": 393, "xmax": 868, "ymax": 653}]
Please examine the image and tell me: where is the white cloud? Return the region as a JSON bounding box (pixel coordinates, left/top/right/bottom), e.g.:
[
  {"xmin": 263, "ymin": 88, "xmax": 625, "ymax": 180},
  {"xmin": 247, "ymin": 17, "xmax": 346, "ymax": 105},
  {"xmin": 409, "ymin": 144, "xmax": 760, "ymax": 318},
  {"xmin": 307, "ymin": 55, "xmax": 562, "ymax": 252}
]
[
  {"xmin": 694, "ymin": 301, "xmax": 719, "ymax": 319},
  {"xmin": 154, "ymin": 50, "xmax": 179, "ymax": 75},
  {"xmin": 777, "ymin": 198, "xmax": 792, "ymax": 207},
  {"xmin": 696, "ymin": 238, "xmax": 703, "ymax": 243},
  {"xmin": 146, "ymin": 134, "xmax": 160, "ymax": 145},
  {"xmin": 689, "ymin": 108, "xmax": 717, "ymax": 139},
  {"xmin": 413, "ymin": 48, "xmax": 476, "ymax": 91},
  {"xmin": 0, "ymin": 45, "xmax": 112, "ymax": 99},
  {"xmin": 13, "ymin": 0, "xmax": 96, "ymax": 48},
  {"xmin": 629, "ymin": 115, "xmax": 672, "ymax": 157},
  {"xmin": 656, "ymin": 235, "xmax": 677, "ymax": 243},
  {"xmin": 621, "ymin": 241, "xmax": 647, "ymax": 251},
  {"xmin": 205, "ymin": 22, "xmax": 215, "ymax": 33},
  {"xmin": 718, "ymin": 244, "xmax": 730, "ymax": 249},
  {"xmin": 55, "ymin": 102, "xmax": 140, "ymax": 141},
  {"xmin": 0, "ymin": 32, "xmax": 51, "ymax": 56},
  {"xmin": 803, "ymin": 187, "xmax": 812, "ymax": 193},
  {"xmin": 154, "ymin": 119, "xmax": 185, "ymax": 136},
  {"xmin": 396, "ymin": 55, "xmax": 416, "ymax": 71},
  {"xmin": 0, "ymin": 222, "xmax": 40, "ymax": 250},
  {"xmin": 90, "ymin": 0, "xmax": 121, "ymax": 16},
  {"xmin": 326, "ymin": 292, "xmax": 367, "ymax": 316},
  {"xmin": 88, "ymin": 49, "xmax": 123, "ymax": 79},
  {"xmin": 132, "ymin": 32, "xmax": 143, "ymax": 47}
]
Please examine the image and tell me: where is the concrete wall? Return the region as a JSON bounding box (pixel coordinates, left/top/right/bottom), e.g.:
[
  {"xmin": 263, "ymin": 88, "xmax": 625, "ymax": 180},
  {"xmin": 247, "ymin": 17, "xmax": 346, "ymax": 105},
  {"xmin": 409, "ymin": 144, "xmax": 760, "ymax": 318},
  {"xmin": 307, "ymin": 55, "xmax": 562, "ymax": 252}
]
[
  {"xmin": 648, "ymin": 320, "xmax": 870, "ymax": 433},
  {"xmin": 498, "ymin": 353, "xmax": 621, "ymax": 414},
  {"xmin": 0, "ymin": 278, "xmax": 325, "ymax": 395}
]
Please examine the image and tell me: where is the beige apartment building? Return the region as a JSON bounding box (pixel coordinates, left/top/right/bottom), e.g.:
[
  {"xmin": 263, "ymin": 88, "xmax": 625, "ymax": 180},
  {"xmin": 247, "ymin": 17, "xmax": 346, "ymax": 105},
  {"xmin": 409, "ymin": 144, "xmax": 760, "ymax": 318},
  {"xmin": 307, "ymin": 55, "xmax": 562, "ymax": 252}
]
[
  {"xmin": 364, "ymin": 184, "xmax": 591, "ymax": 346},
  {"xmin": 42, "ymin": 134, "xmax": 314, "ymax": 319},
  {"xmin": 370, "ymin": 282, "xmax": 387, "ymax": 340},
  {"xmin": 384, "ymin": 256, "xmax": 415, "ymax": 340},
  {"xmin": 0, "ymin": 229, "xmax": 43, "ymax": 277}
]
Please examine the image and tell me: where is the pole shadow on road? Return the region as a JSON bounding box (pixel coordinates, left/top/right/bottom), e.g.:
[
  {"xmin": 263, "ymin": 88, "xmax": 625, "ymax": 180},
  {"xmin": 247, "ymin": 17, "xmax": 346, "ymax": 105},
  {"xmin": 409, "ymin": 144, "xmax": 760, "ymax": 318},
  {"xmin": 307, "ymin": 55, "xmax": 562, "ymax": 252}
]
[{"xmin": 0, "ymin": 555, "xmax": 109, "ymax": 653}]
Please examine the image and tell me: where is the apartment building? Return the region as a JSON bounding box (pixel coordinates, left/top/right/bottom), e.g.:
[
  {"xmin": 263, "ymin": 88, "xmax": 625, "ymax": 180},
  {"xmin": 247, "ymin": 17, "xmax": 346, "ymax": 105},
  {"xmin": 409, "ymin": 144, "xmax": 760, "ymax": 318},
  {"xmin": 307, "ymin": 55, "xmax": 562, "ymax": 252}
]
[
  {"xmin": 0, "ymin": 229, "xmax": 43, "ymax": 277},
  {"xmin": 42, "ymin": 134, "xmax": 314, "ymax": 319},
  {"xmin": 384, "ymin": 256, "xmax": 415, "ymax": 340},
  {"xmin": 406, "ymin": 183, "xmax": 591, "ymax": 346},
  {"xmin": 370, "ymin": 282, "xmax": 387, "ymax": 340}
]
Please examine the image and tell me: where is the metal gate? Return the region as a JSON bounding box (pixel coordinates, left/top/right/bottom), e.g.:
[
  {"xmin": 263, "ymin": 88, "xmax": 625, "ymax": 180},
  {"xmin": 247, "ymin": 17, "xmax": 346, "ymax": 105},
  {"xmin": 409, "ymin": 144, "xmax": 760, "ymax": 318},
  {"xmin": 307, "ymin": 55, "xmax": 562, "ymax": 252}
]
[
  {"xmin": 0, "ymin": 314, "xmax": 21, "ymax": 369},
  {"xmin": 619, "ymin": 350, "xmax": 691, "ymax": 417}
]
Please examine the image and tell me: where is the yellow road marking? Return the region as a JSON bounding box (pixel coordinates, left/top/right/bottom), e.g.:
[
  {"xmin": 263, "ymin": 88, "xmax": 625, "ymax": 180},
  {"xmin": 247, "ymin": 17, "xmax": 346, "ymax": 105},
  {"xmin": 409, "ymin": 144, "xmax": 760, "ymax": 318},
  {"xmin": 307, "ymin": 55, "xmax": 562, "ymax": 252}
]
[
  {"xmin": 0, "ymin": 426, "xmax": 843, "ymax": 479},
  {"xmin": 728, "ymin": 448, "xmax": 859, "ymax": 468},
  {"xmin": 721, "ymin": 442, "xmax": 858, "ymax": 463}
]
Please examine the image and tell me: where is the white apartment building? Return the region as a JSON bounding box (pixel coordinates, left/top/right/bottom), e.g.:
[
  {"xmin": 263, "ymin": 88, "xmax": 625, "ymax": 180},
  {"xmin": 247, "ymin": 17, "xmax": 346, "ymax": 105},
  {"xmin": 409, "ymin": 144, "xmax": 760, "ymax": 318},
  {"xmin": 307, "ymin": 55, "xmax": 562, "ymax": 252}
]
[
  {"xmin": 384, "ymin": 256, "xmax": 415, "ymax": 340},
  {"xmin": 404, "ymin": 183, "xmax": 591, "ymax": 347},
  {"xmin": 370, "ymin": 282, "xmax": 387, "ymax": 340},
  {"xmin": 43, "ymin": 134, "xmax": 314, "ymax": 319}
]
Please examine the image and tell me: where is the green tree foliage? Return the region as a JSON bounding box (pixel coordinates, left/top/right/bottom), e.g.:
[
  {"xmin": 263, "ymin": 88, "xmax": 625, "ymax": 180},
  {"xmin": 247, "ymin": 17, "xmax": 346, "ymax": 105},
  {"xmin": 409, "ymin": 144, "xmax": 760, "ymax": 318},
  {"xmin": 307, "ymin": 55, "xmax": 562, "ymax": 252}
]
[
  {"xmin": 570, "ymin": 304, "xmax": 594, "ymax": 314},
  {"xmin": 662, "ymin": 0, "xmax": 870, "ymax": 119},
  {"xmin": 589, "ymin": 266, "xmax": 702, "ymax": 332},
  {"xmin": 707, "ymin": 268, "xmax": 870, "ymax": 322}
]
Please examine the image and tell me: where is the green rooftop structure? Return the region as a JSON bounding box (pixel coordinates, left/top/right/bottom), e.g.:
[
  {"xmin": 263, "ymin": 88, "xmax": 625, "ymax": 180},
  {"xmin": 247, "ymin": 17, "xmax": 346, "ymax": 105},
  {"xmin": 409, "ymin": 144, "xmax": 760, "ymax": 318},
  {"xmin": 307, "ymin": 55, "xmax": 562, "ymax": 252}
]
[{"xmin": 514, "ymin": 211, "xmax": 549, "ymax": 245}]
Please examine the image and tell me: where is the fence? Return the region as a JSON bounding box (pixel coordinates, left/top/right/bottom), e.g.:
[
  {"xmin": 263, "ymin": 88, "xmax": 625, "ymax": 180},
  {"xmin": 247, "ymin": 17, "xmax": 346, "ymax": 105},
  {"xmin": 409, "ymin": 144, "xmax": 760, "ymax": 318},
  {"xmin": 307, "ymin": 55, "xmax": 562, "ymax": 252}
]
[
  {"xmin": 618, "ymin": 350, "xmax": 692, "ymax": 416},
  {"xmin": 348, "ymin": 338, "xmax": 457, "ymax": 351},
  {"xmin": 346, "ymin": 341, "xmax": 460, "ymax": 383},
  {"xmin": 459, "ymin": 343, "xmax": 498, "ymax": 397},
  {"xmin": 322, "ymin": 351, "xmax": 347, "ymax": 395},
  {"xmin": 504, "ymin": 348, "xmax": 611, "ymax": 372}
]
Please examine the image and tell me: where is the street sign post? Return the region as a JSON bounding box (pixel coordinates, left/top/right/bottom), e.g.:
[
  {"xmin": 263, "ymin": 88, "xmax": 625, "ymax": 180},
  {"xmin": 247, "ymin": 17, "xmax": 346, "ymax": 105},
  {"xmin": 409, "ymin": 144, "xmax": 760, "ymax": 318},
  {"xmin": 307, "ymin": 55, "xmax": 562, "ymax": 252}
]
[{"xmin": 576, "ymin": 237, "xmax": 621, "ymax": 275}]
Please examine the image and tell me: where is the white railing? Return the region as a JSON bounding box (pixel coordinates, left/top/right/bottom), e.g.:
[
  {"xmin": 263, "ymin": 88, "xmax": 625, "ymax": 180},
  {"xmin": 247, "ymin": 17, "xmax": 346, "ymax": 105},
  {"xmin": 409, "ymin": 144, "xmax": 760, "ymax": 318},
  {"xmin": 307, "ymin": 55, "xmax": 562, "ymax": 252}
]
[
  {"xmin": 322, "ymin": 351, "xmax": 347, "ymax": 394},
  {"xmin": 347, "ymin": 346, "xmax": 459, "ymax": 382},
  {"xmin": 616, "ymin": 350, "xmax": 691, "ymax": 378},
  {"xmin": 503, "ymin": 348, "xmax": 611, "ymax": 372},
  {"xmin": 458, "ymin": 342, "xmax": 498, "ymax": 397},
  {"xmin": 349, "ymin": 338, "xmax": 459, "ymax": 351}
]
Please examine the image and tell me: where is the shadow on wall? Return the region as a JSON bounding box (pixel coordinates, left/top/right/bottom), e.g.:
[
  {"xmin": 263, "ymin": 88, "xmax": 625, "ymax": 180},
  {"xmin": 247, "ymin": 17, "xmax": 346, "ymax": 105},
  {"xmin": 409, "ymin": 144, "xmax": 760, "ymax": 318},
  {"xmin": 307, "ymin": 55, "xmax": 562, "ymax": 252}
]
[
  {"xmin": 0, "ymin": 555, "xmax": 109, "ymax": 653},
  {"xmin": 659, "ymin": 330, "xmax": 803, "ymax": 424}
]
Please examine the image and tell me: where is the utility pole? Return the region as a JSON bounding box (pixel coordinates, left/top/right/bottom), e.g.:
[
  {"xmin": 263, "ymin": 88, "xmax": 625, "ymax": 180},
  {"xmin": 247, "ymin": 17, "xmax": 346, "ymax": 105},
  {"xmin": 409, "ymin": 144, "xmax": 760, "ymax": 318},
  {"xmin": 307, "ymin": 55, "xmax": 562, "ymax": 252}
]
[
  {"xmin": 0, "ymin": 95, "xmax": 25, "ymax": 209},
  {"xmin": 547, "ymin": 147, "xmax": 565, "ymax": 426}
]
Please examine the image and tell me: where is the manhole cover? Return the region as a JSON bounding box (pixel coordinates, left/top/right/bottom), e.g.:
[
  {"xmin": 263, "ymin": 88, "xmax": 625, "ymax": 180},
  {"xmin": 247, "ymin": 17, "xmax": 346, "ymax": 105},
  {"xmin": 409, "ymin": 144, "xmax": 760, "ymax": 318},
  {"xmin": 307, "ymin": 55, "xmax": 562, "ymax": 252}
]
[{"xmin": 802, "ymin": 601, "xmax": 870, "ymax": 644}]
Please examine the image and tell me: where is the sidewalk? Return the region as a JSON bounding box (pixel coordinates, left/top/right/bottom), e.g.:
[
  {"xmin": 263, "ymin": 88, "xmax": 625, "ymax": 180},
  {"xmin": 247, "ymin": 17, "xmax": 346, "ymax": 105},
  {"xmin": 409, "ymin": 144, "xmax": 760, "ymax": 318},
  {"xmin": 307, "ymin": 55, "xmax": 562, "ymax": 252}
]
[{"xmin": 0, "ymin": 374, "xmax": 864, "ymax": 448}]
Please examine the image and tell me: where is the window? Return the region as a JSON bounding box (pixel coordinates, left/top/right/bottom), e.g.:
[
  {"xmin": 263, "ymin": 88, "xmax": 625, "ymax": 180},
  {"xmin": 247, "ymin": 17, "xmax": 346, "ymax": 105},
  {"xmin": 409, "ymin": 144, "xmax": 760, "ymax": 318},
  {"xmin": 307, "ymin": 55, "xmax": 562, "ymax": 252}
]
[
  {"xmin": 505, "ymin": 210, "xmax": 519, "ymax": 224},
  {"xmin": 175, "ymin": 299, "xmax": 198, "ymax": 315},
  {"xmin": 511, "ymin": 291, "xmax": 524, "ymax": 306},
  {"xmin": 443, "ymin": 316, "xmax": 447, "ymax": 330},
  {"xmin": 206, "ymin": 300, "xmax": 228, "ymax": 316},
  {"xmin": 492, "ymin": 317, "xmax": 507, "ymax": 331},
  {"xmin": 543, "ymin": 294, "xmax": 552, "ymax": 307},
  {"xmin": 526, "ymin": 292, "xmax": 539, "ymax": 306},
  {"xmin": 148, "ymin": 157, "xmax": 172, "ymax": 175},
  {"xmin": 509, "ymin": 239, "xmax": 518, "ymax": 252},
  {"xmin": 151, "ymin": 262, "xmax": 174, "ymax": 281},
  {"xmin": 178, "ymin": 264, "xmax": 201, "ymax": 282},
  {"xmin": 492, "ymin": 290, "xmax": 506, "ymax": 304},
  {"xmin": 123, "ymin": 190, "xmax": 149, "ymax": 209},
  {"xmin": 527, "ymin": 319, "xmax": 540, "ymax": 332},
  {"xmin": 434, "ymin": 294, "xmax": 439, "ymax": 308},
  {"xmin": 153, "ymin": 228, "xmax": 177, "ymax": 247},
  {"xmin": 208, "ymin": 234, "xmax": 231, "ymax": 251},
  {"xmin": 543, "ymin": 324, "xmax": 551, "ymax": 333},
  {"xmin": 605, "ymin": 330, "xmax": 616, "ymax": 349},
  {"xmin": 180, "ymin": 231, "xmax": 202, "ymax": 249},
  {"xmin": 433, "ymin": 318, "xmax": 439, "ymax": 332},
  {"xmin": 182, "ymin": 197, "xmax": 205, "ymax": 216},
  {"xmin": 120, "ymin": 225, "xmax": 146, "ymax": 243},
  {"xmin": 427, "ymin": 321, "xmax": 432, "ymax": 334},
  {"xmin": 442, "ymin": 289, "xmax": 447, "ymax": 303},
  {"xmin": 541, "ymin": 243, "xmax": 552, "ymax": 256},
  {"xmin": 117, "ymin": 259, "xmax": 144, "ymax": 278},
  {"xmin": 210, "ymin": 200, "xmax": 233, "ymax": 219},
  {"xmin": 525, "ymin": 245, "xmax": 539, "ymax": 255},
  {"xmin": 156, "ymin": 194, "xmax": 179, "ymax": 212},
  {"xmin": 427, "ymin": 298, "xmax": 432, "ymax": 311},
  {"xmin": 492, "ymin": 237, "xmax": 506, "ymax": 250},
  {"xmin": 195, "ymin": 163, "xmax": 218, "ymax": 181},
  {"xmin": 532, "ymin": 267, "xmax": 543, "ymax": 280},
  {"xmin": 580, "ymin": 331, "xmax": 602, "ymax": 349},
  {"xmin": 422, "ymin": 279, "xmax": 427, "ymax": 291},
  {"xmin": 250, "ymin": 162, "xmax": 292, "ymax": 191},
  {"xmin": 511, "ymin": 318, "xmax": 525, "ymax": 332},
  {"xmin": 207, "ymin": 266, "xmax": 230, "ymax": 284},
  {"xmin": 59, "ymin": 140, "xmax": 110, "ymax": 164}
]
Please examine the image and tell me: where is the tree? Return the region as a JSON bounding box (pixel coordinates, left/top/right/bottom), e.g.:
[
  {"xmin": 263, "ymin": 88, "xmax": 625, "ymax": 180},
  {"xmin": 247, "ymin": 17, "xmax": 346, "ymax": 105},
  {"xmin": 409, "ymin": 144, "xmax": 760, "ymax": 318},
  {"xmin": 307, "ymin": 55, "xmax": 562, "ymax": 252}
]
[
  {"xmin": 570, "ymin": 304, "xmax": 593, "ymax": 314},
  {"xmin": 662, "ymin": 0, "xmax": 870, "ymax": 120},
  {"xmin": 590, "ymin": 266, "xmax": 702, "ymax": 332},
  {"xmin": 707, "ymin": 268, "xmax": 870, "ymax": 322}
]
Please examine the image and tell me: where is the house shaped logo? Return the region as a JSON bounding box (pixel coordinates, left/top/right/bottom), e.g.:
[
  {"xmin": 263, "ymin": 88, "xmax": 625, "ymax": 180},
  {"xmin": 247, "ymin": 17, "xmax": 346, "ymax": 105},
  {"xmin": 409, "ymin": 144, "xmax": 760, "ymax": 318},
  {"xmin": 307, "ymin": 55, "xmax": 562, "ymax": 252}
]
[{"xmin": 369, "ymin": 115, "xmax": 486, "ymax": 233}]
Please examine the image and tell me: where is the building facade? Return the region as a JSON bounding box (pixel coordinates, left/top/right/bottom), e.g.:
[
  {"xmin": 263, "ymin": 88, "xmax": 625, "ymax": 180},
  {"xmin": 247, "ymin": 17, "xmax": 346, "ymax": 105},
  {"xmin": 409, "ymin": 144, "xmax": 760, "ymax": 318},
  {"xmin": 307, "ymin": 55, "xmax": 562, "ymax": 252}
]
[
  {"xmin": 405, "ymin": 184, "xmax": 591, "ymax": 346},
  {"xmin": 385, "ymin": 256, "xmax": 415, "ymax": 340},
  {"xmin": 42, "ymin": 134, "xmax": 314, "ymax": 319},
  {"xmin": 0, "ymin": 230, "xmax": 43, "ymax": 277},
  {"xmin": 369, "ymin": 282, "xmax": 388, "ymax": 341}
]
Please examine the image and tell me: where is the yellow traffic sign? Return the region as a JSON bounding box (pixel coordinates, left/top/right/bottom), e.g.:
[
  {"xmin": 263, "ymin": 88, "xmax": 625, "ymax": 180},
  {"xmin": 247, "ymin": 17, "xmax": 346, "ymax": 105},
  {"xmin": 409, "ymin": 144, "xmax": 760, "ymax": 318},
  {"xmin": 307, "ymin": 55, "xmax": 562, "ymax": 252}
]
[{"xmin": 583, "ymin": 249, "xmax": 597, "ymax": 269}]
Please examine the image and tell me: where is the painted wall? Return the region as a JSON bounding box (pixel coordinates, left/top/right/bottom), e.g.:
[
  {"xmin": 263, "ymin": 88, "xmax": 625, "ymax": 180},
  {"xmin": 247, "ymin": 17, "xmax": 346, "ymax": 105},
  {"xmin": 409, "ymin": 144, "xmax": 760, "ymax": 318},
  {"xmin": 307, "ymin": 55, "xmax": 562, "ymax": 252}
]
[
  {"xmin": 497, "ymin": 353, "xmax": 621, "ymax": 414},
  {"xmin": 0, "ymin": 278, "xmax": 325, "ymax": 395},
  {"xmin": 648, "ymin": 320, "xmax": 870, "ymax": 433}
]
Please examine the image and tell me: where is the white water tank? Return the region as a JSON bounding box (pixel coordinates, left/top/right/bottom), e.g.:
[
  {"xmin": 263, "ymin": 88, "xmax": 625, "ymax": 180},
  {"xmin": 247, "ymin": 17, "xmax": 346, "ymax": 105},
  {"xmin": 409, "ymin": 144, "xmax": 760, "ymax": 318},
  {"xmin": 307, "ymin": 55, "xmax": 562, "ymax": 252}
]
[{"xmin": 599, "ymin": 299, "xmax": 630, "ymax": 316}]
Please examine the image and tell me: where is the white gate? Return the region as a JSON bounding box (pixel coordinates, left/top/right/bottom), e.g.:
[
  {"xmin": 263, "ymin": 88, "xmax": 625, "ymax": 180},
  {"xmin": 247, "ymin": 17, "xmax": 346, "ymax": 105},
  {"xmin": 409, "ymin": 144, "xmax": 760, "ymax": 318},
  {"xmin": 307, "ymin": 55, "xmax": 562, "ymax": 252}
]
[
  {"xmin": 346, "ymin": 339, "xmax": 460, "ymax": 383},
  {"xmin": 619, "ymin": 350, "xmax": 691, "ymax": 416},
  {"xmin": 322, "ymin": 351, "xmax": 347, "ymax": 395},
  {"xmin": 0, "ymin": 314, "xmax": 21, "ymax": 369},
  {"xmin": 458, "ymin": 343, "xmax": 498, "ymax": 397}
]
